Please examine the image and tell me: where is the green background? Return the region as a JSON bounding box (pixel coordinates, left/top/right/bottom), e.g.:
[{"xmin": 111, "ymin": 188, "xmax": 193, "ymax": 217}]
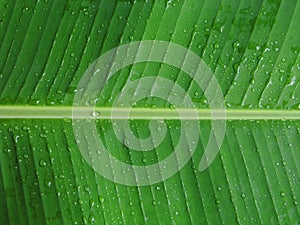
[{"xmin": 0, "ymin": 0, "xmax": 299, "ymax": 224}]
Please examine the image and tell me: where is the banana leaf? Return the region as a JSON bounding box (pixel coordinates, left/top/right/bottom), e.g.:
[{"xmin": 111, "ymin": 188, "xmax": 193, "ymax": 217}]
[{"xmin": 0, "ymin": 0, "xmax": 299, "ymax": 224}]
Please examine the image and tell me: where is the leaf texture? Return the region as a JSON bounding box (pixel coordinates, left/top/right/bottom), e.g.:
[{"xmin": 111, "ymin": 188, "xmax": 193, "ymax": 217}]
[{"xmin": 0, "ymin": 0, "xmax": 299, "ymax": 224}]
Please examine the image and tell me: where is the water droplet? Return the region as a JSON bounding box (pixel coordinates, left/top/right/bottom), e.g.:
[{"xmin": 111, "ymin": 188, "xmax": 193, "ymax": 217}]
[
  {"xmin": 15, "ymin": 135, "xmax": 20, "ymax": 143},
  {"xmin": 169, "ymin": 104, "xmax": 175, "ymax": 109},
  {"xmin": 99, "ymin": 196, "xmax": 105, "ymax": 203},
  {"xmin": 214, "ymin": 43, "xmax": 220, "ymax": 49},
  {"xmin": 123, "ymin": 138, "xmax": 130, "ymax": 146},
  {"xmin": 66, "ymin": 87, "xmax": 77, "ymax": 94},
  {"xmin": 89, "ymin": 200, "xmax": 95, "ymax": 208},
  {"xmin": 63, "ymin": 117, "xmax": 71, "ymax": 123},
  {"xmin": 39, "ymin": 159, "xmax": 47, "ymax": 167},
  {"xmin": 280, "ymin": 191, "xmax": 285, "ymax": 197},
  {"xmin": 233, "ymin": 41, "xmax": 240, "ymax": 48},
  {"xmin": 44, "ymin": 180, "xmax": 52, "ymax": 188},
  {"xmin": 156, "ymin": 125, "xmax": 162, "ymax": 132},
  {"xmin": 294, "ymin": 200, "xmax": 298, "ymax": 205},
  {"xmin": 22, "ymin": 126, "xmax": 29, "ymax": 131},
  {"xmin": 91, "ymin": 111, "xmax": 100, "ymax": 117},
  {"xmin": 88, "ymin": 215, "xmax": 95, "ymax": 224}
]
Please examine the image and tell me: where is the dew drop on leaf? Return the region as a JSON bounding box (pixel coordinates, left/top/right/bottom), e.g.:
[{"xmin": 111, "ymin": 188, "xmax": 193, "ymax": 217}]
[{"xmin": 39, "ymin": 159, "xmax": 47, "ymax": 167}]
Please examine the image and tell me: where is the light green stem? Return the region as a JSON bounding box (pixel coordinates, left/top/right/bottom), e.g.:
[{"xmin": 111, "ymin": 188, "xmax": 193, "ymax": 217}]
[{"xmin": 0, "ymin": 106, "xmax": 299, "ymax": 120}]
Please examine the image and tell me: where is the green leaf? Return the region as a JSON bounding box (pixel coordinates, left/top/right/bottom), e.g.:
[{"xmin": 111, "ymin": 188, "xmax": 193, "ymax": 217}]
[{"xmin": 0, "ymin": 0, "xmax": 299, "ymax": 224}]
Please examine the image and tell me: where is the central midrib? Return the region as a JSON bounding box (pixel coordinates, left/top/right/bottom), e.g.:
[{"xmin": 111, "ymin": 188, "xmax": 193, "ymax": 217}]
[{"xmin": 0, "ymin": 106, "xmax": 299, "ymax": 120}]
